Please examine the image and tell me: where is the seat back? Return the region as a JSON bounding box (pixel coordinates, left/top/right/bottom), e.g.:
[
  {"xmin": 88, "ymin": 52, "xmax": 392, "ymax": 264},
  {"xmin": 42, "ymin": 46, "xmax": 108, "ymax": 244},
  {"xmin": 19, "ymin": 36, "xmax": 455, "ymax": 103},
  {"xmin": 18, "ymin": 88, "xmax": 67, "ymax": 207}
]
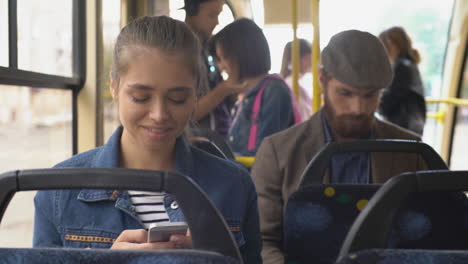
[
  {"xmin": 189, "ymin": 128, "xmax": 235, "ymax": 160},
  {"xmin": 299, "ymin": 139, "xmax": 447, "ymax": 186},
  {"xmin": 0, "ymin": 248, "xmax": 239, "ymax": 264},
  {"xmin": 285, "ymin": 182, "xmax": 468, "ymax": 264},
  {"xmin": 0, "ymin": 168, "xmax": 242, "ymax": 263},
  {"xmin": 336, "ymin": 249, "xmax": 468, "ymax": 264},
  {"xmin": 284, "ymin": 140, "xmax": 449, "ymax": 263},
  {"xmin": 191, "ymin": 137, "xmax": 231, "ymax": 160},
  {"xmin": 284, "ymin": 184, "xmax": 380, "ymax": 264},
  {"xmin": 338, "ymin": 170, "xmax": 468, "ymax": 262}
]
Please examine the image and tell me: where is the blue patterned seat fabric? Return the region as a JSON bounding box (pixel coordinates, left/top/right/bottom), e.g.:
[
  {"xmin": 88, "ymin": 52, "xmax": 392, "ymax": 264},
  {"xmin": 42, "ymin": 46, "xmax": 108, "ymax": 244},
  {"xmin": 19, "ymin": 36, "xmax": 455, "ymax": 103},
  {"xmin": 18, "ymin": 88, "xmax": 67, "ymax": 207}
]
[
  {"xmin": 284, "ymin": 184, "xmax": 380, "ymax": 264},
  {"xmin": 0, "ymin": 248, "xmax": 240, "ymax": 264},
  {"xmin": 284, "ymin": 185, "xmax": 468, "ymax": 264},
  {"xmin": 336, "ymin": 249, "xmax": 468, "ymax": 264}
]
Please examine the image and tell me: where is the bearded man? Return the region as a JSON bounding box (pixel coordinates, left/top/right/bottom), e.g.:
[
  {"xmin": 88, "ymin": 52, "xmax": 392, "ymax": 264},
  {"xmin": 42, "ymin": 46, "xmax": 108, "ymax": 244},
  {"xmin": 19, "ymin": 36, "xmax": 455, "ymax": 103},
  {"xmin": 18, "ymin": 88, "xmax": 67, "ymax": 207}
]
[{"xmin": 251, "ymin": 29, "xmax": 426, "ymax": 264}]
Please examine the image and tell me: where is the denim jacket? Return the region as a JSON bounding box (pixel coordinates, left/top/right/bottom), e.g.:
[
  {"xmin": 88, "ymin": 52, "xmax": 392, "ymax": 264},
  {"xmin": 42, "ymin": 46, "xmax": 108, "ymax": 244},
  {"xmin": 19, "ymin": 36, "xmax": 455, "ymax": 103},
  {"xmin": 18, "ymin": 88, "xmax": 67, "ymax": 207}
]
[
  {"xmin": 228, "ymin": 75, "xmax": 296, "ymax": 157},
  {"xmin": 33, "ymin": 127, "xmax": 262, "ymax": 264}
]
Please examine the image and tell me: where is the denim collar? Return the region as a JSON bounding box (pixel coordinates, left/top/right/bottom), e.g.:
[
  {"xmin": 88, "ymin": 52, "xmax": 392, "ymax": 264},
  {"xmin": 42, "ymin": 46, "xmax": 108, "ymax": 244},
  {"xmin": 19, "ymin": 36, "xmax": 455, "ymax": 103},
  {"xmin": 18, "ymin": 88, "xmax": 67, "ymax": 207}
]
[
  {"xmin": 78, "ymin": 126, "xmax": 194, "ymax": 202},
  {"xmin": 244, "ymin": 74, "xmax": 275, "ymax": 98}
]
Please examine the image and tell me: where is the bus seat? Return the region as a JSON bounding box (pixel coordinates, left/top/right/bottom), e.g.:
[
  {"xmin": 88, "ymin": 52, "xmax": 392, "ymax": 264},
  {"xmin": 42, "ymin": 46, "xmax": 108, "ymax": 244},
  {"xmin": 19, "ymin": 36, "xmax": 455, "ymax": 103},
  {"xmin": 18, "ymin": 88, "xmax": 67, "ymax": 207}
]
[
  {"xmin": 0, "ymin": 248, "xmax": 239, "ymax": 264},
  {"xmin": 284, "ymin": 183, "xmax": 468, "ymax": 264},
  {"xmin": 284, "ymin": 184, "xmax": 380, "ymax": 264},
  {"xmin": 189, "ymin": 128, "xmax": 235, "ymax": 160},
  {"xmin": 336, "ymin": 249, "xmax": 468, "ymax": 264},
  {"xmin": 299, "ymin": 139, "xmax": 447, "ymax": 186},
  {"xmin": 191, "ymin": 136, "xmax": 231, "ymax": 159},
  {"xmin": 0, "ymin": 168, "xmax": 243, "ymax": 264},
  {"xmin": 337, "ymin": 170, "xmax": 468, "ymax": 263},
  {"xmin": 283, "ymin": 140, "xmax": 449, "ymax": 263}
]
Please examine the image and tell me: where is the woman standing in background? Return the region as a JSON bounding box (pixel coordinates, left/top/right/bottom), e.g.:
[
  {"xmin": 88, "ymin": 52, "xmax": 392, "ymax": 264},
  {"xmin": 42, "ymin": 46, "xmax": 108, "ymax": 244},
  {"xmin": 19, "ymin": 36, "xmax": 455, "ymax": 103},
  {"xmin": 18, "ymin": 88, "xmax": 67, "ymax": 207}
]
[
  {"xmin": 280, "ymin": 39, "xmax": 313, "ymax": 121},
  {"xmin": 378, "ymin": 26, "xmax": 427, "ymax": 135}
]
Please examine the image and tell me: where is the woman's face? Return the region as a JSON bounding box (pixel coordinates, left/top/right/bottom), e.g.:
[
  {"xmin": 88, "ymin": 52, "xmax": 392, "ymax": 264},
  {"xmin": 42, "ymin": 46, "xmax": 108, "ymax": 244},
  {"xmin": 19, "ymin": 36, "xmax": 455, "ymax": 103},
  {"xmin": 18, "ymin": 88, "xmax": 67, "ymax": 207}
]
[
  {"xmin": 215, "ymin": 43, "xmax": 240, "ymax": 81},
  {"xmin": 111, "ymin": 47, "xmax": 196, "ymax": 153}
]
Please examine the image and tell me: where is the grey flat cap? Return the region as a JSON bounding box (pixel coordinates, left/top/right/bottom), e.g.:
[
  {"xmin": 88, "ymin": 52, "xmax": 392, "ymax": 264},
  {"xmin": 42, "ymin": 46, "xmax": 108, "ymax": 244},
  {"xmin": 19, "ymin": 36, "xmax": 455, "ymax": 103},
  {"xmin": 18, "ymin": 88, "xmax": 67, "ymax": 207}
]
[{"xmin": 321, "ymin": 30, "xmax": 393, "ymax": 89}]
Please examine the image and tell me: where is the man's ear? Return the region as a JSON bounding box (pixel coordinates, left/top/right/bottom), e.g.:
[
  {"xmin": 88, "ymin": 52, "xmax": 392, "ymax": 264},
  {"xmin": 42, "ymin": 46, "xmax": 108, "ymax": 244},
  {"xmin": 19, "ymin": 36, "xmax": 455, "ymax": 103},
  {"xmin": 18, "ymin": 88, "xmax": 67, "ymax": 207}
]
[{"xmin": 109, "ymin": 72, "xmax": 118, "ymax": 100}]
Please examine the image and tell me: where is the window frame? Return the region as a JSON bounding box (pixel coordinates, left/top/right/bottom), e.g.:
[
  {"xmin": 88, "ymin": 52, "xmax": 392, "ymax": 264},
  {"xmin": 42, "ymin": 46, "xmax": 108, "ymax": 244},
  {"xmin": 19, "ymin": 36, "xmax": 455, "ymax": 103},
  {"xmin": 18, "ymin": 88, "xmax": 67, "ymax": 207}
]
[
  {"xmin": 1, "ymin": 0, "xmax": 86, "ymax": 154},
  {"xmin": 447, "ymin": 42, "xmax": 468, "ymax": 167}
]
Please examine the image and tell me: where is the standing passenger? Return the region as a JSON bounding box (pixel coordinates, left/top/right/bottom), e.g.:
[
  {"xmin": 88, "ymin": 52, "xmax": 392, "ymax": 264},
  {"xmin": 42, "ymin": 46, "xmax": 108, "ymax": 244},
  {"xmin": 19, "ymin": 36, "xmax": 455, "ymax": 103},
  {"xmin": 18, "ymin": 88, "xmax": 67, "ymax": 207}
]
[
  {"xmin": 184, "ymin": 0, "xmax": 237, "ymax": 137},
  {"xmin": 280, "ymin": 39, "xmax": 313, "ymax": 121},
  {"xmin": 378, "ymin": 26, "xmax": 427, "ymax": 135},
  {"xmin": 210, "ymin": 18, "xmax": 300, "ymax": 157},
  {"xmin": 33, "ymin": 16, "xmax": 261, "ymax": 264},
  {"xmin": 251, "ymin": 30, "xmax": 426, "ymax": 264}
]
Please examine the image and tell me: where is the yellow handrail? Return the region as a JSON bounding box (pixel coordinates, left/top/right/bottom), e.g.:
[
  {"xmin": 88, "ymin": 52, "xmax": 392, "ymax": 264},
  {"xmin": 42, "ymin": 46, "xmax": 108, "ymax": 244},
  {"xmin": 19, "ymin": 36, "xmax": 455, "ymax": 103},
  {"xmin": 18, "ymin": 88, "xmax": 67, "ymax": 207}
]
[
  {"xmin": 311, "ymin": 0, "xmax": 321, "ymax": 113},
  {"xmin": 425, "ymin": 97, "xmax": 468, "ymax": 124},
  {"xmin": 291, "ymin": 0, "xmax": 300, "ymax": 100},
  {"xmin": 427, "ymin": 108, "xmax": 446, "ymax": 124},
  {"xmin": 426, "ymin": 97, "xmax": 468, "ymax": 107},
  {"xmin": 235, "ymin": 156, "xmax": 255, "ymax": 168}
]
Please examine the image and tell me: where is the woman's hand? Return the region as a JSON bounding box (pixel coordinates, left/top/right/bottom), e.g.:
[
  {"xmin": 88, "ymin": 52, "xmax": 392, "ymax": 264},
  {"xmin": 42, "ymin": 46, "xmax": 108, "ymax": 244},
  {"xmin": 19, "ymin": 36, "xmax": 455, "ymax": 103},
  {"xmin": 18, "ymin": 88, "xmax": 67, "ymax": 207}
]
[{"xmin": 111, "ymin": 229, "xmax": 192, "ymax": 250}]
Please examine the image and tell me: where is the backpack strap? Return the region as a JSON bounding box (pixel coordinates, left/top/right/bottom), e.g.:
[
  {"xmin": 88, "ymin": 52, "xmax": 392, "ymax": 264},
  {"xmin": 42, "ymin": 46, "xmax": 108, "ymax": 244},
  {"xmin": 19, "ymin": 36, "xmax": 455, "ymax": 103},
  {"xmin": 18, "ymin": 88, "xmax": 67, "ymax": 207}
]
[
  {"xmin": 247, "ymin": 74, "xmax": 302, "ymax": 151},
  {"xmin": 247, "ymin": 78, "xmax": 268, "ymax": 151}
]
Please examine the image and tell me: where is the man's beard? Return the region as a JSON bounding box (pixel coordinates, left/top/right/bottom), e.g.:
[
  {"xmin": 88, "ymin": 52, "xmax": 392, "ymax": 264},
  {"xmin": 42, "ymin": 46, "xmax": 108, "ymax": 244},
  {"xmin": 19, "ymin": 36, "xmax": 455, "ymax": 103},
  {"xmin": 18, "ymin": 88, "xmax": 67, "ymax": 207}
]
[{"xmin": 324, "ymin": 96, "xmax": 374, "ymax": 140}]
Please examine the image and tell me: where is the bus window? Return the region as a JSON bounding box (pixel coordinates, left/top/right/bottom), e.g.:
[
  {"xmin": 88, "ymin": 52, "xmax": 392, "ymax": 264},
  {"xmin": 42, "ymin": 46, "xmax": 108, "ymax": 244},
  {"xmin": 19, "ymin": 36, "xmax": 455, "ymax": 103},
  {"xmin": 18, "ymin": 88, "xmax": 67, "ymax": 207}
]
[
  {"xmin": 320, "ymin": 0, "xmax": 454, "ymax": 146},
  {"xmin": 449, "ymin": 49, "xmax": 468, "ymax": 169},
  {"xmin": 320, "ymin": 0, "xmax": 454, "ymax": 97},
  {"xmin": 0, "ymin": 191, "xmax": 35, "ymax": 248},
  {"xmin": 0, "ymin": 85, "xmax": 72, "ymax": 247},
  {"xmin": 17, "ymin": 0, "xmax": 73, "ymax": 77},
  {"xmin": 102, "ymin": 0, "xmax": 122, "ymax": 142},
  {"xmin": 0, "ymin": 0, "xmax": 7, "ymax": 66}
]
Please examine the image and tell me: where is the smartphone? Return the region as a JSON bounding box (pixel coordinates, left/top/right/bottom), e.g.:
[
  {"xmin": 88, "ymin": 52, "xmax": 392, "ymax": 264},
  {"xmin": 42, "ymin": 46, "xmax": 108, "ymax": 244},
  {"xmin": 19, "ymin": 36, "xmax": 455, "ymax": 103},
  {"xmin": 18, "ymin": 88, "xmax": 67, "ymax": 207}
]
[{"xmin": 147, "ymin": 222, "xmax": 188, "ymax": 243}]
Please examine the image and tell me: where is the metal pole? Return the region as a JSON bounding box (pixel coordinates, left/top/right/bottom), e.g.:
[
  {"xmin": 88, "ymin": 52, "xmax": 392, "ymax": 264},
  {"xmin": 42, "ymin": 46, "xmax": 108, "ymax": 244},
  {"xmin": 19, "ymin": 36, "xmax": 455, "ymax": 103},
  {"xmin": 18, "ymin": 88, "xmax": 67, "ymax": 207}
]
[
  {"xmin": 291, "ymin": 0, "xmax": 300, "ymax": 100},
  {"xmin": 311, "ymin": 0, "xmax": 321, "ymax": 113}
]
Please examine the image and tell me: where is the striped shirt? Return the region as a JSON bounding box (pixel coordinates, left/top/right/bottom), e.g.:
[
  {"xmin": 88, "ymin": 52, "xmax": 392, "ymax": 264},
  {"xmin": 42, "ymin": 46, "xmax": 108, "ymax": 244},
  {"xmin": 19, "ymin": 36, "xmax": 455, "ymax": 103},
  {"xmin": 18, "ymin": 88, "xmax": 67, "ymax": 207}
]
[{"xmin": 128, "ymin": 191, "xmax": 170, "ymax": 228}]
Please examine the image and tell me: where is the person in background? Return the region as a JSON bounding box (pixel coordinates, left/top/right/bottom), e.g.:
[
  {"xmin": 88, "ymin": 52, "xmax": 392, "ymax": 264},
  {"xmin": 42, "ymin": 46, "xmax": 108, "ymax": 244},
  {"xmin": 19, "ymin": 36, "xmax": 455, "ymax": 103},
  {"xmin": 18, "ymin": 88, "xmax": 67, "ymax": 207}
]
[
  {"xmin": 280, "ymin": 39, "xmax": 313, "ymax": 121},
  {"xmin": 378, "ymin": 26, "xmax": 427, "ymax": 135},
  {"xmin": 251, "ymin": 30, "xmax": 426, "ymax": 264},
  {"xmin": 33, "ymin": 16, "xmax": 261, "ymax": 264},
  {"xmin": 209, "ymin": 18, "xmax": 300, "ymax": 157},
  {"xmin": 184, "ymin": 0, "xmax": 238, "ymax": 137}
]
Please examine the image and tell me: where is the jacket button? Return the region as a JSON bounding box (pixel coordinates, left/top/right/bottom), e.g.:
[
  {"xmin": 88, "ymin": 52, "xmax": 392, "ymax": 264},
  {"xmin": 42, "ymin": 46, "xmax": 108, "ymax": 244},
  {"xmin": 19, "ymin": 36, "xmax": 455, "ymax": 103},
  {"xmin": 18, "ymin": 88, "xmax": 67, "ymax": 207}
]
[{"xmin": 170, "ymin": 201, "xmax": 179, "ymax": 210}]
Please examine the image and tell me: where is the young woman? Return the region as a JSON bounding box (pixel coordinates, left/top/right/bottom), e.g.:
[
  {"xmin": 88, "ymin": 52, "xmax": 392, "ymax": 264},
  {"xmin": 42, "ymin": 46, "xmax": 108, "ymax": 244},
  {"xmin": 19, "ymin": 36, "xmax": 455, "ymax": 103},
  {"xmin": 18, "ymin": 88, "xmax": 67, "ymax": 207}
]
[
  {"xmin": 378, "ymin": 26, "xmax": 427, "ymax": 135},
  {"xmin": 33, "ymin": 16, "xmax": 261, "ymax": 263},
  {"xmin": 280, "ymin": 39, "xmax": 313, "ymax": 121},
  {"xmin": 209, "ymin": 18, "xmax": 300, "ymax": 157}
]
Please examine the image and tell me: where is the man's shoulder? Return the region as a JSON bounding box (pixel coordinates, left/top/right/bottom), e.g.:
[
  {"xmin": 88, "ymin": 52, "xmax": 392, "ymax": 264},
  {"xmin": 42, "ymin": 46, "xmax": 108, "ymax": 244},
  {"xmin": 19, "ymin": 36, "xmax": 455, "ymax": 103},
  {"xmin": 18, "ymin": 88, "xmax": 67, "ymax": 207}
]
[
  {"xmin": 259, "ymin": 113, "xmax": 323, "ymax": 161},
  {"xmin": 375, "ymin": 118, "xmax": 421, "ymax": 141}
]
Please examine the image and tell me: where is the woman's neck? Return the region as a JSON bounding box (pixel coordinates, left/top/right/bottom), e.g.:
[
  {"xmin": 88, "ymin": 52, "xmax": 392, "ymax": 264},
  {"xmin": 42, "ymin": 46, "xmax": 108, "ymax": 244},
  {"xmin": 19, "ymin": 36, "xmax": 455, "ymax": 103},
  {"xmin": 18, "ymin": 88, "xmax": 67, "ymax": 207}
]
[{"xmin": 119, "ymin": 131, "xmax": 176, "ymax": 172}]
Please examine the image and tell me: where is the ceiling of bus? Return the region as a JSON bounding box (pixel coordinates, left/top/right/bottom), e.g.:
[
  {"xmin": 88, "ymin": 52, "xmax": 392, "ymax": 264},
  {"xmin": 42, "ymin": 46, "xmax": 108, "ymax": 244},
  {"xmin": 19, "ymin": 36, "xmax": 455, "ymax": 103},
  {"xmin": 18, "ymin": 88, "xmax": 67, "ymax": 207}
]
[
  {"xmin": 229, "ymin": 0, "xmax": 312, "ymax": 24},
  {"xmin": 263, "ymin": 0, "xmax": 312, "ymax": 24},
  {"xmin": 228, "ymin": 0, "xmax": 253, "ymax": 18}
]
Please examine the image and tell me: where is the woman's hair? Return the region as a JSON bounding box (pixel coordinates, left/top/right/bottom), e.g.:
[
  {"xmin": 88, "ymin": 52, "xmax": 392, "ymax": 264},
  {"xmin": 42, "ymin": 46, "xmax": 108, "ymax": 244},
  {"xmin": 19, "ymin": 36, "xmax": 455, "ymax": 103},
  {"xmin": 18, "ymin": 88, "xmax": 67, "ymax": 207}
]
[
  {"xmin": 208, "ymin": 18, "xmax": 270, "ymax": 80},
  {"xmin": 111, "ymin": 16, "xmax": 207, "ymax": 96},
  {"xmin": 379, "ymin": 26, "xmax": 421, "ymax": 64},
  {"xmin": 280, "ymin": 39, "xmax": 312, "ymax": 78}
]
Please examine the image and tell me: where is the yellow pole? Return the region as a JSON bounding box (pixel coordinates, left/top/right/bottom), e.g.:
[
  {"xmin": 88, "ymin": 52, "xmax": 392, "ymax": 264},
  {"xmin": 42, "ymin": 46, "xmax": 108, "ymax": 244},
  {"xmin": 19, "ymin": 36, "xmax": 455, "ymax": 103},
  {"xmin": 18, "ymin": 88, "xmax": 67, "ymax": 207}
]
[
  {"xmin": 311, "ymin": 0, "xmax": 321, "ymax": 112},
  {"xmin": 291, "ymin": 0, "xmax": 300, "ymax": 100}
]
